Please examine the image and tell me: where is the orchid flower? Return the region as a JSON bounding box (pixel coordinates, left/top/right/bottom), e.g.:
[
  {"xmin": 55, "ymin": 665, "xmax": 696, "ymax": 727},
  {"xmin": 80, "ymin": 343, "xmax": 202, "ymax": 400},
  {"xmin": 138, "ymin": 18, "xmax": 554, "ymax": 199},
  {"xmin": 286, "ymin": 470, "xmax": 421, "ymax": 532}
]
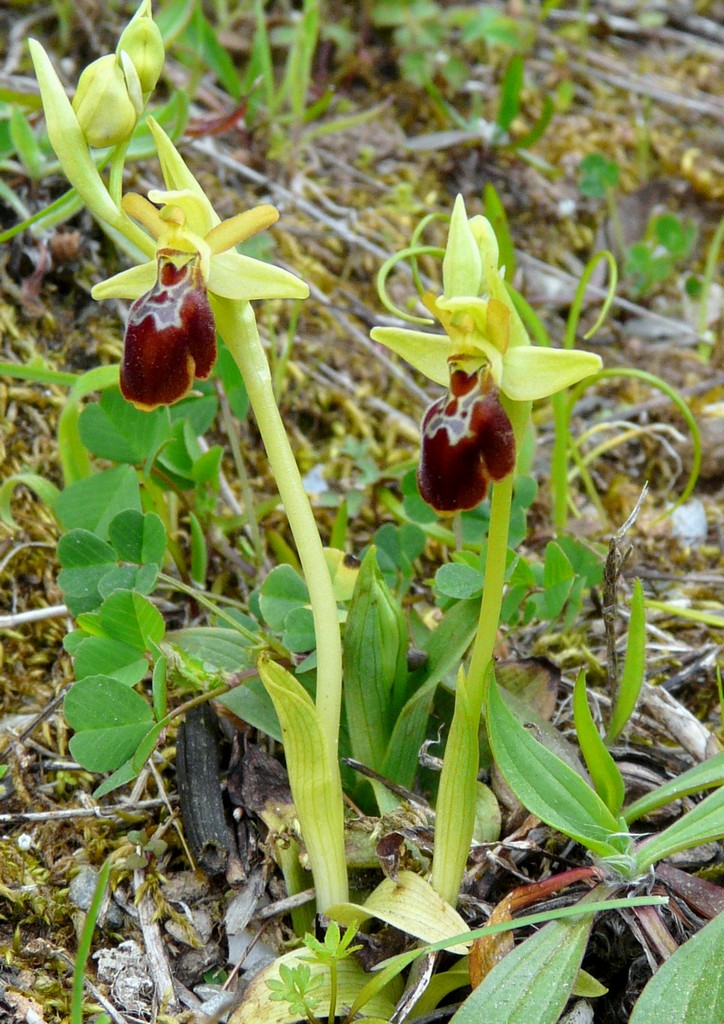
[
  {"xmin": 29, "ymin": 37, "xmax": 308, "ymax": 410},
  {"xmin": 371, "ymin": 195, "xmax": 602, "ymax": 512},
  {"xmin": 91, "ymin": 120, "xmax": 308, "ymax": 409}
]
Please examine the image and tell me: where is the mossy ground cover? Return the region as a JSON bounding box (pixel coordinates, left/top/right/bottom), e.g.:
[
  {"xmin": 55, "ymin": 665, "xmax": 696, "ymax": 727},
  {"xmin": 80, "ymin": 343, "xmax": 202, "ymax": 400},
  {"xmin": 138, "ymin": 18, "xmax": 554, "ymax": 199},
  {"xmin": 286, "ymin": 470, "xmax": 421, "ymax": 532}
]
[{"xmin": 0, "ymin": 3, "xmax": 722, "ymax": 1021}]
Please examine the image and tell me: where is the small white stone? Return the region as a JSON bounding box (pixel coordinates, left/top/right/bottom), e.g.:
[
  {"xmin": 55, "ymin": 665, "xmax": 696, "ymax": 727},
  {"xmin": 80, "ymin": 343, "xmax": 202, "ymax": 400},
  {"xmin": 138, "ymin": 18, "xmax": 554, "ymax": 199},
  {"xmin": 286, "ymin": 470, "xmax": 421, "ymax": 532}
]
[{"xmin": 671, "ymin": 498, "xmax": 707, "ymax": 545}]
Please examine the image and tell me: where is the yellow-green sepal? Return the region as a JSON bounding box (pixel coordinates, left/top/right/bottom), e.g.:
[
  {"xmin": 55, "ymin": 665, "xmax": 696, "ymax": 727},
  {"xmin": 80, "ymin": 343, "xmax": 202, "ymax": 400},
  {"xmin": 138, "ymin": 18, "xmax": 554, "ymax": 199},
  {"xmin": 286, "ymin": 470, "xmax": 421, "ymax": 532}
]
[
  {"xmin": 443, "ymin": 194, "xmax": 483, "ymax": 299},
  {"xmin": 92, "ymin": 261, "xmax": 156, "ymax": 300},
  {"xmin": 146, "ymin": 117, "xmax": 218, "ymax": 226},
  {"xmin": 209, "ymin": 251, "xmax": 310, "ymax": 301},
  {"xmin": 502, "ymin": 346, "xmax": 603, "ymax": 401},
  {"xmin": 370, "ymin": 326, "xmax": 450, "ymax": 386}
]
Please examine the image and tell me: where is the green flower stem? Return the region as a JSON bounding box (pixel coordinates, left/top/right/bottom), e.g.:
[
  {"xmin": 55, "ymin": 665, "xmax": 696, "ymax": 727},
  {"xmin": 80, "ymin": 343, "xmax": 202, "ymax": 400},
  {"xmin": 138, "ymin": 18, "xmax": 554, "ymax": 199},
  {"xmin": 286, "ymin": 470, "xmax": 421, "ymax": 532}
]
[
  {"xmin": 431, "ymin": 402, "xmax": 529, "ymax": 907},
  {"xmin": 550, "ymin": 392, "xmax": 571, "ymax": 531},
  {"xmin": 212, "ymin": 297, "xmax": 343, "ymax": 758},
  {"xmin": 466, "ymin": 472, "xmax": 515, "ymax": 710},
  {"xmin": 108, "ymin": 137, "xmax": 132, "ymax": 208}
]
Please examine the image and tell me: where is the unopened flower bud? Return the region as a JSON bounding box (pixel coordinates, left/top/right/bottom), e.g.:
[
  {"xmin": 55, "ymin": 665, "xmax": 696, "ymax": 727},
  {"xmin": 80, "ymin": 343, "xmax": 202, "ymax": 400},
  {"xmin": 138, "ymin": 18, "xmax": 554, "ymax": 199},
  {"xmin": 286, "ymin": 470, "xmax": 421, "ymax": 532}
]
[
  {"xmin": 117, "ymin": 9, "xmax": 164, "ymax": 94},
  {"xmin": 72, "ymin": 54, "xmax": 138, "ymax": 148}
]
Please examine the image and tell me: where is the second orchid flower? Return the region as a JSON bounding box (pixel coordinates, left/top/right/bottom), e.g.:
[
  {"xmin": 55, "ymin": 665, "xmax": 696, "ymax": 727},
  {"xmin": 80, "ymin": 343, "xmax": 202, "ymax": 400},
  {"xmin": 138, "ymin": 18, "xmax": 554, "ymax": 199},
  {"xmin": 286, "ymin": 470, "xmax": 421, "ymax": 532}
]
[{"xmin": 371, "ymin": 196, "xmax": 602, "ymax": 512}]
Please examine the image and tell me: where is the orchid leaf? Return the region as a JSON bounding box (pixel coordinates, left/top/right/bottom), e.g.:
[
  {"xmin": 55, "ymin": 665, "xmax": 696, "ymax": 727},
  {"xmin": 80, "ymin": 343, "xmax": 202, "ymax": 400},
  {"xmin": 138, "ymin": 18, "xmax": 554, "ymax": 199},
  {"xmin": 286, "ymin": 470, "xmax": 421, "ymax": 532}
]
[
  {"xmin": 450, "ymin": 910, "xmax": 594, "ymax": 1024},
  {"xmin": 624, "ymin": 751, "xmax": 724, "ymax": 824},
  {"xmin": 573, "ymin": 671, "xmax": 625, "ymax": 817},
  {"xmin": 606, "ymin": 579, "xmax": 646, "ymax": 745},
  {"xmin": 634, "ymin": 786, "xmax": 724, "ymax": 873},
  {"xmin": 487, "ymin": 674, "xmax": 624, "ymax": 859},
  {"xmin": 257, "ymin": 656, "xmax": 347, "ymax": 911},
  {"xmin": 328, "ymin": 869, "xmax": 470, "ymax": 955},
  {"xmin": 629, "ymin": 910, "xmax": 724, "ymax": 1024}
]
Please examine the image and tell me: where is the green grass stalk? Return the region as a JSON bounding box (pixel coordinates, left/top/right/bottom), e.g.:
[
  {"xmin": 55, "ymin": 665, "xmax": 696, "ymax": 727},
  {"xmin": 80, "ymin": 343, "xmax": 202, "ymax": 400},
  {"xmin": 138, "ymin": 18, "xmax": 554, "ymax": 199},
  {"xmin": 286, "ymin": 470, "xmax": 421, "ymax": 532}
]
[{"xmin": 71, "ymin": 856, "xmax": 112, "ymax": 1024}]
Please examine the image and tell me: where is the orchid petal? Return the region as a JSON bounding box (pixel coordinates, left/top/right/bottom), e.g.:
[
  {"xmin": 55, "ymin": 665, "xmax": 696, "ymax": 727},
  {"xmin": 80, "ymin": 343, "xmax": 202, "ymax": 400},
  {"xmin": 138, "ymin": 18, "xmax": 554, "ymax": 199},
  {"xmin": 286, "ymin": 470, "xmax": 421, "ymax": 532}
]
[
  {"xmin": 146, "ymin": 118, "xmax": 219, "ymax": 227},
  {"xmin": 122, "ymin": 192, "xmax": 165, "ymax": 239},
  {"xmin": 442, "ymin": 195, "xmax": 482, "ymax": 299},
  {"xmin": 92, "ymin": 261, "xmax": 157, "ymax": 300},
  {"xmin": 501, "ymin": 346, "xmax": 602, "ymax": 401},
  {"xmin": 205, "ymin": 205, "xmax": 279, "ymax": 254},
  {"xmin": 485, "ymin": 297, "xmax": 511, "ymax": 354},
  {"xmin": 208, "ymin": 251, "xmax": 309, "ymax": 301},
  {"xmin": 469, "ymin": 215, "xmax": 532, "ymax": 350},
  {"xmin": 370, "ymin": 327, "xmax": 450, "ymax": 386}
]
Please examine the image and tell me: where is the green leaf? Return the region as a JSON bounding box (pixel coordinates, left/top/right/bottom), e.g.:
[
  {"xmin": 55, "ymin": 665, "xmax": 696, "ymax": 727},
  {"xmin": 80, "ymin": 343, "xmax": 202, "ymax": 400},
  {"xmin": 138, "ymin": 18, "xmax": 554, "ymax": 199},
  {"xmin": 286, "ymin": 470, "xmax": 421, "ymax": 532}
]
[
  {"xmin": 487, "ymin": 675, "xmax": 624, "ymax": 859},
  {"xmin": 98, "ymin": 590, "xmax": 165, "ymax": 651},
  {"xmin": 259, "ymin": 564, "xmax": 309, "ymax": 631},
  {"xmin": 108, "ymin": 509, "xmax": 167, "ymax": 566},
  {"xmin": 506, "ymin": 94, "xmax": 554, "ymax": 152},
  {"xmin": 57, "ymin": 531, "xmax": 118, "ymax": 614},
  {"xmin": 169, "ymin": 627, "xmax": 255, "ymax": 670},
  {"xmin": 450, "ymin": 912, "xmax": 593, "ymax": 1024},
  {"xmin": 435, "ymin": 562, "xmax": 484, "ymax": 600},
  {"xmin": 258, "ymin": 656, "xmax": 347, "ymax": 911},
  {"xmin": 93, "ymin": 758, "xmax": 138, "ymax": 798},
  {"xmin": 343, "ymin": 549, "xmax": 407, "ymax": 805},
  {"xmin": 9, "ymin": 106, "xmax": 45, "ymax": 179},
  {"xmin": 58, "ymin": 531, "xmax": 117, "ymax": 574},
  {"xmin": 65, "ymin": 676, "xmax": 155, "ymax": 772},
  {"xmin": 383, "ymin": 597, "xmax": 481, "ymax": 791},
  {"xmin": 624, "ymin": 751, "xmax": 724, "ymax": 824},
  {"xmin": 541, "ymin": 541, "xmax": 574, "ymax": 618},
  {"xmin": 606, "ymin": 578, "xmax": 646, "ymax": 744},
  {"xmin": 78, "ymin": 390, "xmax": 168, "ymax": 464},
  {"xmin": 55, "ymin": 466, "xmax": 141, "ymax": 538},
  {"xmin": 217, "ymin": 677, "xmax": 281, "ymax": 742},
  {"xmin": 229, "ymin": 946, "xmax": 399, "ymax": 1024},
  {"xmin": 282, "ymin": 606, "xmax": 316, "ymax": 654},
  {"xmin": 179, "ymin": 5, "xmax": 241, "ymax": 100},
  {"xmin": 578, "ymin": 153, "xmax": 620, "ymax": 198},
  {"xmin": 154, "ymin": 0, "xmax": 195, "ymax": 43},
  {"xmin": 496, "ymin": 54, "xmax": 523, "ymax": 132},
  {"xmin": 168, "ymin": 393, "xmax": 218, "ymax": 435},
  {"xmin": 573, "ymin": 672, "xmax": 625, "ymax": 817},
  {"xmin": 634, "ymin": 786, "xmax": 724, "ymax": 874},
  {"xmin": 330, "ymin": 870, "xmax": 469, "ymax": 952},
  {"xmin": 97, "ymin": 562, "xmax": 159, "ymax": 599},
  {"xmin": 629, "ymin": 910, "xmax": 724, "ymax": 1024},
  {"xmin": 653, "ymin": 214, "xmax": 696, "ymax": 260},
  {"xmin": 73, "ymin": 636, "xmax": 148, "ymax": 685},
  {"xmin": 484, "ymin": 183, "xmax": 516, "ymax": 280}
]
